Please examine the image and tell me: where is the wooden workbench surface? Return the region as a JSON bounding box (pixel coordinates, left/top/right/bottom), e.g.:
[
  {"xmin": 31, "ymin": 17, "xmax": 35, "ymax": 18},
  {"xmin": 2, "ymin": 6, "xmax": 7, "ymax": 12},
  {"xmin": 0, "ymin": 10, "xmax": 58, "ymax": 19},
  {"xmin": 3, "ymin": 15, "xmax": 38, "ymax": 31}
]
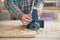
[
  {"xmin": 0, "ymin": 20, "xmax": 60, "ymax": 38},
  {"xmin": 0, "ymin": 20, "xmax": 44, "ymax": 38}
]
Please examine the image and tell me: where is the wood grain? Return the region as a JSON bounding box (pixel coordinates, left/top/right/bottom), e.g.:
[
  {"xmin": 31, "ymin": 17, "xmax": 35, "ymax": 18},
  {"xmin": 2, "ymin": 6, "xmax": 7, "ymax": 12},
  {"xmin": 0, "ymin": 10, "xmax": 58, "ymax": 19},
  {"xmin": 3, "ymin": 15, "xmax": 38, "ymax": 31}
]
[
  {"xmin": 0, "ymin": 20, "xmax": 60, "ymax": 38},
  {"xmin": 0, "ymin": 20, "xmax": 37, "ymax": 38}
]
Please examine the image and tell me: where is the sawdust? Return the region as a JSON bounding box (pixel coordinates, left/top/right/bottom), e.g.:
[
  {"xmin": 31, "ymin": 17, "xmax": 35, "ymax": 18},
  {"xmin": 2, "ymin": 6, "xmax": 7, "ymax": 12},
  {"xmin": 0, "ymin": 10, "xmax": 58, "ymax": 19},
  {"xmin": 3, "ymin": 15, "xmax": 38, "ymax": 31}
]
[{"xmin": 0, "ymin": 26, "xmax": 60, "ymax": 37}]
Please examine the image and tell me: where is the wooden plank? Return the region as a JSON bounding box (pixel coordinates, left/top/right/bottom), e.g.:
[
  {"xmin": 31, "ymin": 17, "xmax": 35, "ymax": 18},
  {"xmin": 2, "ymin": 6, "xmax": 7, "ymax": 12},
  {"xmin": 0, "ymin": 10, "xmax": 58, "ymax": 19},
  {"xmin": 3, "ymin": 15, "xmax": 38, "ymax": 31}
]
[
  {"xmin": 0, "ymin": 20, "xmax": 37, "ymax": 38},
  {"xmin": 0, "ymin": 20, "xmax": 45, "ymax": 38},
  {"xmin": 0, "ymin": 29, "xmax": 36, "ymax": 38},
  {"xmin": 1, "ymin": 20, "xmax": 60, "ymax": 38}
]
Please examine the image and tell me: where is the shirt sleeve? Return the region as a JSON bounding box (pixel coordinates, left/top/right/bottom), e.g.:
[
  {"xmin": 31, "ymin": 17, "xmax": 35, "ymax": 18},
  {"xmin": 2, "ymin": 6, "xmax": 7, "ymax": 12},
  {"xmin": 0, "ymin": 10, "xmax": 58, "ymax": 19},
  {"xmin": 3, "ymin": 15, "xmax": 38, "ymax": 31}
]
[{"xmin": 4, "ymin": 0, "xmax": 24, "ymax": 18}]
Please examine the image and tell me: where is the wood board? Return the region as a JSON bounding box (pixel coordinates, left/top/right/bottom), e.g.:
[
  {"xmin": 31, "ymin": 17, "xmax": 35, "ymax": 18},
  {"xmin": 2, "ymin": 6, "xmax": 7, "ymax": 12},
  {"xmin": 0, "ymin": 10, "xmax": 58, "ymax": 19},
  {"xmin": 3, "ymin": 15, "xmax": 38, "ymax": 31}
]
[
  {"xmin": 0, "ymin": 20, "xmax": 60, "ymax": 38},
  {"xmin": 0, "ymin": 20, "xmax": 44, "ymax": 38},
  {"xmin": 0, "ymin": 25, "xmax": 44, "ymax": 38}
]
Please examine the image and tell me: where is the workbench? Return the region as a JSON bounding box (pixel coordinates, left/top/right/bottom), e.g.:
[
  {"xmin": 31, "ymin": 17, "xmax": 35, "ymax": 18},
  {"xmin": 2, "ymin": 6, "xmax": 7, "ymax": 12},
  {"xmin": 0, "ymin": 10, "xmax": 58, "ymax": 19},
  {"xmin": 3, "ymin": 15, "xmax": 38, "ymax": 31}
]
[{"xmin": 0, "ymin": 20, "xmax": 60, "ymax": 40}]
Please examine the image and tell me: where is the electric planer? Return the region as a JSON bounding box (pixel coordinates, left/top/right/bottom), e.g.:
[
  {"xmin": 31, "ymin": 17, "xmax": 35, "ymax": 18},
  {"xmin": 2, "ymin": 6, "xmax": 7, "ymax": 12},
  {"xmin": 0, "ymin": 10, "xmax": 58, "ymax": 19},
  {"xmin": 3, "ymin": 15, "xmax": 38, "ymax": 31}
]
[
  {"xmin": 27, "ymin": 0, "xmax": 44, "ymax": 30},
  {"xmin": 27, "ymin": 9, "xmax": 44, "ymax": 30}
]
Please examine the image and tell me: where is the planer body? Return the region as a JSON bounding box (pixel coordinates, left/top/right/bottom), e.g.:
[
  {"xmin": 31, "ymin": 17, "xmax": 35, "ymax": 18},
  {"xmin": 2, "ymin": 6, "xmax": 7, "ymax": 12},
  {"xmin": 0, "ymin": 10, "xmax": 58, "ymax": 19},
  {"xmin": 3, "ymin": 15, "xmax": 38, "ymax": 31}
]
[{"xmin": 27, "ymin": 9, "xmax": 44, "ymax": 30}]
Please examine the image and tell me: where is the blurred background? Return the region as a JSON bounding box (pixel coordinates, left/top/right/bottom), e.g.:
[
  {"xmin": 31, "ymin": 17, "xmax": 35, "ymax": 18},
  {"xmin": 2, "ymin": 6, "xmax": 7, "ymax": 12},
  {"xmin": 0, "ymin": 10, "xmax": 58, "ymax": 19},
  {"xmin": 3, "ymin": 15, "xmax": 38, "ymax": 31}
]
[
  {"xmin": 0, "ymin": 0, "xmax": 60, "ymax": 40},
  {"xmin": 0, "ymin": 0, "xmax": 60, "ymax": 21}
]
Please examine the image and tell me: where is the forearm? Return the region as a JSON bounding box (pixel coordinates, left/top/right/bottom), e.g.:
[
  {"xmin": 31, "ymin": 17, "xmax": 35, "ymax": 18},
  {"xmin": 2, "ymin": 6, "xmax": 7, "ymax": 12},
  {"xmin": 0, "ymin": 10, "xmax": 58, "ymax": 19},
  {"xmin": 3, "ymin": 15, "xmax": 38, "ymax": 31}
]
[{"xmin": 4, "ymin": 0, "xmax": 24, "ymax": 18}]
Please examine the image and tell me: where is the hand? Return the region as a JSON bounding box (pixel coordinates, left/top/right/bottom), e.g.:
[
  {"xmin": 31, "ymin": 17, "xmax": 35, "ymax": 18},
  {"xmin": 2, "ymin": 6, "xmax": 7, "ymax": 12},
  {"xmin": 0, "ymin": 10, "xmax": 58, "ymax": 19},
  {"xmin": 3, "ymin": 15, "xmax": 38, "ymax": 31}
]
[{"xmin": 19, "ymin": 14, "xmax": 33, "ymax": 25}]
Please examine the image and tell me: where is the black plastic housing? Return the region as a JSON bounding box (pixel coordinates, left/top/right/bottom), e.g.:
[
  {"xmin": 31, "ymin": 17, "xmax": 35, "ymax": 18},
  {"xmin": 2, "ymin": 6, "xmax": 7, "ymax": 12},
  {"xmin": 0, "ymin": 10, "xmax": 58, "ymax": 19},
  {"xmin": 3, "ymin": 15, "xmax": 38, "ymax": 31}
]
[{"xmin": 27, "ymin": 20, "xmax": 44, "ymax": 30}]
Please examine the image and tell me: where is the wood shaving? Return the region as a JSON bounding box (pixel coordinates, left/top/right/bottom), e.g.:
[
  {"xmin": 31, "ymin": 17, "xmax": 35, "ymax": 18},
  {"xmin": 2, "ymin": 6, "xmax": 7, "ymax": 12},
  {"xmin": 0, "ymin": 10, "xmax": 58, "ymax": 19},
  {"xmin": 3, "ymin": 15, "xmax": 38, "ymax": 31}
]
[{"xmin": 0, "ymin": 26, "xmax": 60, "ymax": 37}]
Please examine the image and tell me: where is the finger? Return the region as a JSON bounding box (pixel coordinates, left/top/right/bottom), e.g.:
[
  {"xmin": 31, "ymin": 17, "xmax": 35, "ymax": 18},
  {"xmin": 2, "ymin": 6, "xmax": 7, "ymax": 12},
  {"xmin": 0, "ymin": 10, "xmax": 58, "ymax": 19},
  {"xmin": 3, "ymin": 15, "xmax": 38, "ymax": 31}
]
[
  {"xmin": 26, "ymin": 15, "xmax": 33, "ymax": 21},
  {"xmin": 22, "ymin": 21, "xmax": 28, "ymax": 25},
  {"xmin": 22, "ymin": 17, "xmax": 32, "ymax": 24},
  {"xmin": 22, "ymin": 17, "xmax": 32, "ymax": 23},
  {"xmin": 23, "ymin": 21, "xmax": 30, "ymax": 25},
  {"xmin": 28, "ymin": 14, "xmax": 32, "ymax": 18},
  {"xmin": 24, "ymin": 18, "xmax": 32, "ymax": 22},
  {"xmin": 38, "ymin": 11, "xmax": 42, "ymax": 16}
]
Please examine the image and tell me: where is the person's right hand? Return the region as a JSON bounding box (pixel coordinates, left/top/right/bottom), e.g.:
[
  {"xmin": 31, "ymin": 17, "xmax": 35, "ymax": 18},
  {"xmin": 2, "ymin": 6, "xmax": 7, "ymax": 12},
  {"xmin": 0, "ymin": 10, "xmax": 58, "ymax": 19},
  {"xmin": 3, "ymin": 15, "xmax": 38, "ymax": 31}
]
[{"xmin": 19, "ymin": 14, "xmax": 33, "ymax": 25}]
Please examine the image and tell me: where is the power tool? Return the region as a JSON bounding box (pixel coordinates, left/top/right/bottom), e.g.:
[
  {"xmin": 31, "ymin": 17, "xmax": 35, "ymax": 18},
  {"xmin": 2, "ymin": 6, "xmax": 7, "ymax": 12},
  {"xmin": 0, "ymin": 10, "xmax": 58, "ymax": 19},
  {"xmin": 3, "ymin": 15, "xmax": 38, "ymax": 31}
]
[
  {"xmin": 27, "ymin": 0, "xmax": 44, "ymax": 30},
  {"xmin": 27, "ymin": 9, "xmax": 44, "ymax": 30}
]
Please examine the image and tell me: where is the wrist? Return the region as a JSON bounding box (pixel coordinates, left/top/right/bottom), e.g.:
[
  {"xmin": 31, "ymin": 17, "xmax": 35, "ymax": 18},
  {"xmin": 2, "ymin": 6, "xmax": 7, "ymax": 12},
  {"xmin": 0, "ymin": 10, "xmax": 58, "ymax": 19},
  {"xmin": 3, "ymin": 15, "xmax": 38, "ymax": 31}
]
[{"xmin": 19, "ymin": 14, "xmax": 23, "ymax": 21}]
